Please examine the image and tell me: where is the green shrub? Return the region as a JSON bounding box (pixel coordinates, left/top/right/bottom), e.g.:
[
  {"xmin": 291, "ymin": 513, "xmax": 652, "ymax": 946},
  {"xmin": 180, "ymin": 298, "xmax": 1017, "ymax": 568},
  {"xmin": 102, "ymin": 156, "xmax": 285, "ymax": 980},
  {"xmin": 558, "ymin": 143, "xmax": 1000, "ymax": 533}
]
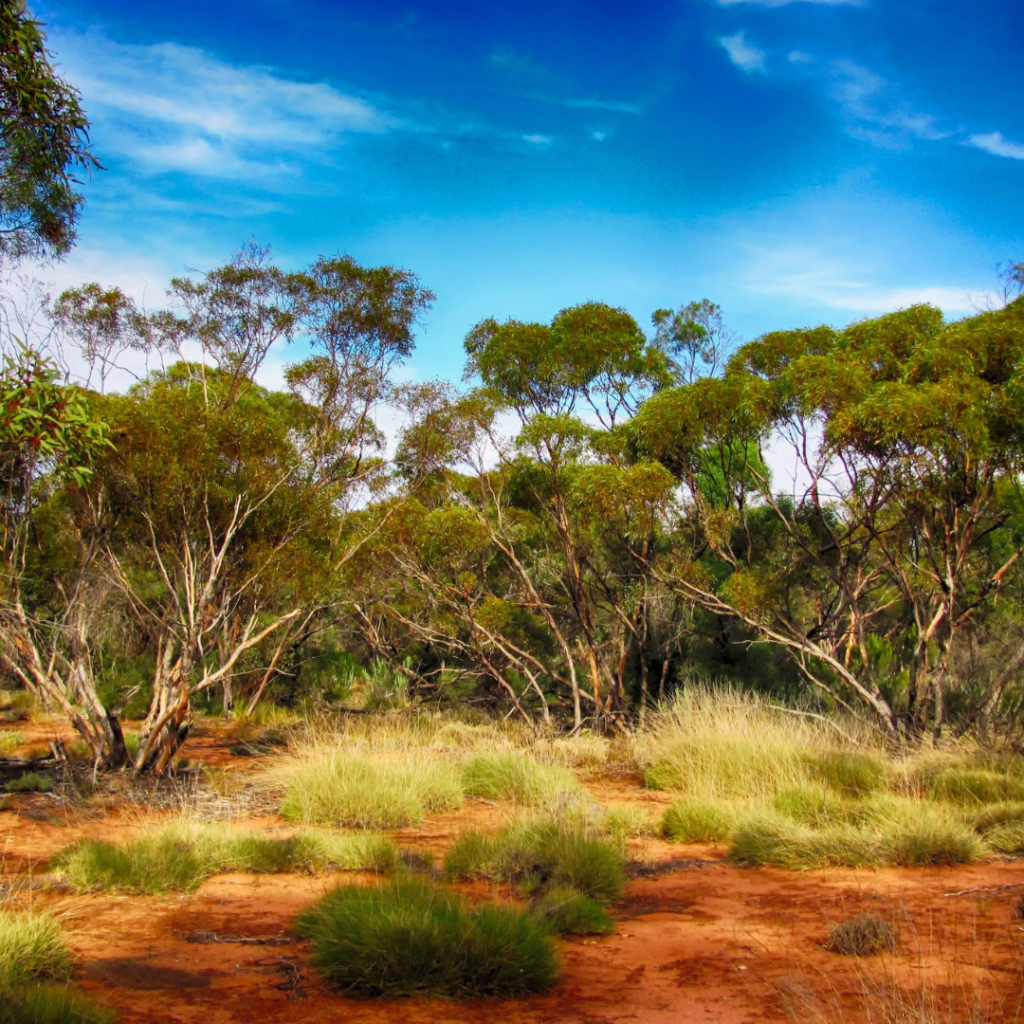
[
  {"xmin": 533, "ymin": 886, "xmax": 614, "ymax": 935},
  {"xmin": 445, "ymin": 818, "xmax": 626, "ymax": 902},
  {"xmin": 297, "ymin": 880, "xmax": 559, "ymax": 997},
  {"xmin": 0, "ymin": 913, "xmax": 72, "ymax": 988},
  {"xmin": 0, "ymin": 731, "xmax": 25, "ymax": 755},
  {"xmin": 52, "ymin": 823, "xmax": 398, "ymax": 893},
  {"xmin": 927, "ymin": 768, "xmax": 1024, "ymax": 805},
  {"xmin": 806, "ymin": 751, "xmax": 886, "ymax": 796},
  {"xmin": 4, "ymin": 773, "xmax": 52, "ymax": 794},
  {"xmin": 0, "ymin": 984, "xmax": 114, "ymax": 1024},
  {"xmin": 280, "ymin": 754, "xmax": 463, "ymax": 828},
  {"xmin": 462, "ymin": 753, "xmax": 577, "ymax": 804},
  {"xmin": 824, "ymin": 915, "xmax": 897, "ymax": 956},
  {"xmin": 662, "ymin": 798, "xmax": 735, "ymax": 843}
]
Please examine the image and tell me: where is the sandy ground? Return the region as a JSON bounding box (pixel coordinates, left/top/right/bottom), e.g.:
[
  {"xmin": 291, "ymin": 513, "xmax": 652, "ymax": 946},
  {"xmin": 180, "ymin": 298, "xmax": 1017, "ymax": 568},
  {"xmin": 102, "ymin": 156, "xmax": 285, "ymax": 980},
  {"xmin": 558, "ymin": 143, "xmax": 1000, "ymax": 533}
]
[{"xmin": 3, "ymin": 718, "xmax": 1024, "ymax": 1024}]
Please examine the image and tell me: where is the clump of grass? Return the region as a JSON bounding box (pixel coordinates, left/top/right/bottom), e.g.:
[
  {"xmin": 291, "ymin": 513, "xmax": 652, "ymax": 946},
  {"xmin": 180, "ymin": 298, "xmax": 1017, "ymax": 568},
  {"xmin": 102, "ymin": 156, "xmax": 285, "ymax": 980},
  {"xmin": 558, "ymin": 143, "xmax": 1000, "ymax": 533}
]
[
  {"xmin": 461, "ymin": 752, "xmax": 577, "ymax": 805},
  {"xmin": 824, "ymin": 915, "xmax": 897, "ymax": 956},
  {"xmin": 0, "ymin": 913, "xmax": 72, "ymax": 988},
  {"xmin": 729, "ymin": 815, "xmax": 881, "ymax": 870},
  {"xmin": 972, "ymin": 801, "xmax": 1024, "ymax": 834},
  {"xmin": 51, "ymin": 822, "xmax": 397, "ymax": 893},
  {"xmin": 805, "ymin": 751, "xmax": 886, "ymax": 796},
  {"xmin": 979, "ymin": 821, "xmax": 1024, "ymax": 855},
  {"xmin": 866, "ymin": 797, "xmax": 984, "ymax": 866},
  {"xmin": 532, "ymin": 886, "xmax": 614, "ymax": 935},
  {"xmin": 0, "ymin": 731, "xmax": 25, "ymax": 755},
  {"xmin": 638, "ymin": 687, "xmax": 868, "ymax": 800},
  {"xmin": 0, "ymin": 984, "xmax": 114, "ymax": 1024},
  {"xmin": 444, "ymin": 818, "xmax": 626, "ymax": 902},
  {"xmin": 296, "ymin": 880, "xmax": 559, "ymax": 997},
  {"xmin": 662, "ymin": 798, "xmax": 736, "ymax": 843},
  {"xmin": 278, "ymin": 753, "xmax": 463, "ymax": 828},
  {"xmin": 927, "ymin": 768, "xmax": 1024, "ymax": 805},
  {"xmin": 602, "ymin": 805, "xmax": 657, "ymax": 841},
  {"xmin": 772, "ymin": 785, "xmax": 864, "ymax": 828},
  {"xmin": 0, "ymin": 691, "xmax": 35, "ymax": 723},
  {"xmin": 4, "ymin": 772, "xmax": 52, "ymax": 794}
]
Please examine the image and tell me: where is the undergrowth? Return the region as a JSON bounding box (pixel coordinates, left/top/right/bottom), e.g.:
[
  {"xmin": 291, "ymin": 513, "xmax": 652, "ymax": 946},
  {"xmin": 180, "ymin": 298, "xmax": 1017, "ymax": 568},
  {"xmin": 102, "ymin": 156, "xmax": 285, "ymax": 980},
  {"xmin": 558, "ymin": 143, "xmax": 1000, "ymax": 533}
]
[{"xmin": 51, "ymin": 822, "xmax": 397, "ymax": 893}]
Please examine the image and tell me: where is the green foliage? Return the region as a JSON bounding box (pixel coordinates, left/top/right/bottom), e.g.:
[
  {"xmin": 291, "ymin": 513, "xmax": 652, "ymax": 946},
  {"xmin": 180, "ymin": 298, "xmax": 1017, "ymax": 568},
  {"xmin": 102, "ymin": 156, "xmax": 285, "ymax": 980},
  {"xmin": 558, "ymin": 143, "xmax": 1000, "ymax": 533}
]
[
  {"xmin": 0, "ymin": 912, "xmax": 71, "ymax": 987},
  {"xmin": 296, "ymin": 880, "xmax": 559, "ymax": 997},
  {"xmin": 0, "ymin": 1, "xmax": 100, "ymax": 260},
  {"xmin": 824, "ymin": 915, "xmax": 897, "ymax": 956},
  {"xmin": 461, "ymin": 753, "xmax": 577, "ymax": 804},
  {"xmin": 0, "ymin": 985, "xmax": 114, "ymax": 1024},
  {"xmin": 729, "ymin": 815, "xmax": 881, "ymax": 870},
  {"xmin": 601, "ymin": 805, "xmax": 657, "ymax": 840},
  {"xmin": 972, "ymin": 801, "xmax": 1024, "ymax": 834},
  {"xmin": 51, "ymin": 822, "xmax": 397, "ymax": 893},
  {"xmin": 532, "ymin": 886, "xmax": 614, "ymax": 935},
  {"xmin": 662, "ymin": 798, "xmax": 736, "ymax": 842},
  {"xmin": 279, "ymin": 754, "xmax": 463, "ymax": 828},
  {"xmin": 444, "ymin": 818, "xmax": 625, "ymax": 902},
  {"xmin": 4, "ymin": 772, "xmax": 51, "ymax": 793},
  {"xmin": 0, "ymin": 731, "xmax": 25, "ymax": 754}
]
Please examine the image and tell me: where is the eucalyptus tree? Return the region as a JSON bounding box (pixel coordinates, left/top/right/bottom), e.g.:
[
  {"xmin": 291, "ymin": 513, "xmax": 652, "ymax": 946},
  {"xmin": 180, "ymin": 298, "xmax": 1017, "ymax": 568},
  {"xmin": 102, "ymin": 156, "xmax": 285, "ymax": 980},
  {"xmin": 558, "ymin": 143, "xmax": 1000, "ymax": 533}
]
[{"xmin": 633, "ymin": 299, "xmax": 1024, "ymax": 739}]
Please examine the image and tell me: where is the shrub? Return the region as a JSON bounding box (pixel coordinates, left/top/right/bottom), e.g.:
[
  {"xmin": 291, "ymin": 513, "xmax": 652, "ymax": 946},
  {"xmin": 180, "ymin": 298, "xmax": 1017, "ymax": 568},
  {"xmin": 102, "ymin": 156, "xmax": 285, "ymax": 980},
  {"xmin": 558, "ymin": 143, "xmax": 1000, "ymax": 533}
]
[
  {"xmin": 927, "ymin": 768, "xmax": 1024, "ymax": 805},
  {"xmin": 662, "ymin": 798, "xmax": 735, "ymax": 843},
  {"xmin": 0, "ymin": 985, "xmax": 114, "ymax": 1024},
  {"xmin": 461, "ymin": 753, "xmax": 577, "ymax": 804},
  {"xmin": 533, "ymin": 886, "xmax": 614, "ymax": 935},
  {"xmin": 297, "ymin": 880, "xmax": 559, "ymax": 997},
  {"xmin": 445, "ymin": 818, "xmax": 626, "ymax": 902},
  {"xmin": 280, "ymin": 754, "xmax": 463, "ymax": 828},
  {"xmin": 52, "ymin": 823, "xmax": 398, "ymax": 893},
  {"xmin": 806, "ymin": 751, "xmax": 886, "ymax": 796},
  {"xmin": 0, "ymin": 913, "xmax": 72, "ymax": 988},
  {"xmin": 4, "ymin": 772, "xmax": 52, "ymax": 794},
  {"xmin": 824, "ymin": 915, "xmax": 897, "ymax": 956}
]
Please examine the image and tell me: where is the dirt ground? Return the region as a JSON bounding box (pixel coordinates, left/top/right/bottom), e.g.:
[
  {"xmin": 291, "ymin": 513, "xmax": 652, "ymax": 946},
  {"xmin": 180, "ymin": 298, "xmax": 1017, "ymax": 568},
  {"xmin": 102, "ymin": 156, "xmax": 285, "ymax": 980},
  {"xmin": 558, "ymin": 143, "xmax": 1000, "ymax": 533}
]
[{"xmin": 3, "ymin": 719, "xmax": 1024, "ymax": 1024}]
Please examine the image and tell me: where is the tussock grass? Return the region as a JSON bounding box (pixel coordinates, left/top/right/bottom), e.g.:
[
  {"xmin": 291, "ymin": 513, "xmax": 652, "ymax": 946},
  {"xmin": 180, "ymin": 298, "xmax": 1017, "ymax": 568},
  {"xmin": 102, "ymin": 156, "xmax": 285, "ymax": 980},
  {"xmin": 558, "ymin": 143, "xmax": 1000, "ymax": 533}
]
[
  {"xmin": 0, "ymin": 731, "xmax": 25, "ymax": 755},
  {"xmin": 638, "ymin": 688, "xmax": 879, "ymax": 800},
  {"xmin": 927, "ymin": 767, "xmax": 1024, "ymax": 805},
  {"xmin": 278, "ymin": 753, "xmax": 463, "ymax": 828},
  {"xmin": 972, "ymin": 801, "xmax": 1024, "ymax": 833},
  {"xmin": 601, "ymin": 805, "xmax": 658, "ymax": 840},
  {"xmin": 772, "ymin": 785, "xmax": 864, "ymax": 828},
  {"xmin": 662, "ymin": 798, "xmax": 736, "ymax": 843},
  {"xmin": 52, "ymin": 822, "xmax": 397, "ymax": 893},
  {"xmin": 532, "ymin": 886, "xmax": 614, "ymax": 935},
  {"xmin": 0, "ymin": 984, "xmax": 114, "ymax": 1024},
  {"xmin": 297, "ymin": 880, "xmax": 559, "ymax": 997},
  {"xmin": 462, "ymin": 752, "xmax": 578, "ymax": 804},
  {"xmin": 824, "ymin": 915, "xmax": 897, "ymax": 956},
  {"xmin": 444, "ymin": 818, "xmax": 626, "ymax": 902},
  {"xmin": 0, "ymin": 913, "xmax": 72, "ymax": 988},
  {"xmin": 4, "ymin": 772, "xmax": 52, "ymax": 794},
  {"xmin": 729, "ymin": 797, "xmax": 982, "ymax": 869}
]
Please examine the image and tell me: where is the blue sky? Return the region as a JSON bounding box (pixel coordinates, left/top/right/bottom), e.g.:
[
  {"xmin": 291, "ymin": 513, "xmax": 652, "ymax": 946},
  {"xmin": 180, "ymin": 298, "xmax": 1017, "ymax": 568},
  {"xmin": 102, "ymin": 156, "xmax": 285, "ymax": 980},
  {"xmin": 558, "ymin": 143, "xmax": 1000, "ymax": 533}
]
[{"xmin": 30, "ymin": 0, "xmax": 1024, "ymax": 383}]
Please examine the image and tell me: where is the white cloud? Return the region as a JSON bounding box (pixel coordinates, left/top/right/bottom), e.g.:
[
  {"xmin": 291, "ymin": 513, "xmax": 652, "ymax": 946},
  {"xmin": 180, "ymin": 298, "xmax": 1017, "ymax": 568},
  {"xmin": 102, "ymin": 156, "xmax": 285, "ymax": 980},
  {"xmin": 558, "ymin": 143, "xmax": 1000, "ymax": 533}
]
[
  {"xmin": 719, "ymin": 31, "xmax": 767, "ymax": 74},
  {"xmin": 522, "ymin": 134, "xmax": 553, "ymax": 145},
  {"xmin": 967, "ymin": 131, "xmax": 1024, "ymax": 160},
  {"xmin": 829, "ymin": 59, "xmax": 949, "ymax": 146},
  {"xmin": 787, "ymin": 51, "xmax": 814, "ymax": 64}
]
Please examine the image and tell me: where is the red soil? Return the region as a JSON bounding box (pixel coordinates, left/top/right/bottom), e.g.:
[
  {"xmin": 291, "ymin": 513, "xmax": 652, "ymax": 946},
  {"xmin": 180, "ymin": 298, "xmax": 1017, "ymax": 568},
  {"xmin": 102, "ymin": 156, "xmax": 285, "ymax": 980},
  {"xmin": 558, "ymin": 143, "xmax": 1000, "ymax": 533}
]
[{"xmin": 3, "ymin": 718, "xmax": 1024, "ymax": 1023}]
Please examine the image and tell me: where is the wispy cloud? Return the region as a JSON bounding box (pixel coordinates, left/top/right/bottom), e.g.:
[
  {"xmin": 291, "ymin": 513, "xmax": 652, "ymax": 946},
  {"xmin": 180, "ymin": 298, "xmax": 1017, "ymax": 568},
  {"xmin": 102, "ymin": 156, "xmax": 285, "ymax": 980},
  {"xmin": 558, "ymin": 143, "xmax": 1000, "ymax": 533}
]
[
  {"xmin": 967, "ymin": 131, "xmax": 1024, "ymax": 160},
  {"xmin": 828, "ymin": 59, "xmax": 949, "ymax": 147},
  {"xmin": 54, "ymin": 30, "xmax": 395, "ymax": 179},
  {"xmin": 528, "ymin": 94, "xmax": 643, "ymax": 114},
  {"xmin": 719, "ymin": 31, "xmax": 767, "ymax": 74}
]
